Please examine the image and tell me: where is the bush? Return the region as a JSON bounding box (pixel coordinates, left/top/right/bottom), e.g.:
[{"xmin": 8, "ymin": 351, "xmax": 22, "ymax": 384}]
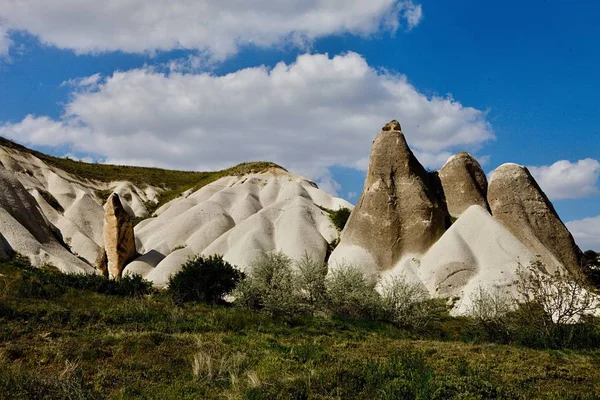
[
  {"xmin": 514, "ymin": 261, "xmax": 600, "ymax": 348},
  {"xmin": 295, "ymin": 255, "xmax": 328, "ymax": 312},
  {"xmin": 582, "ymin": 250, "xmax": 600, "ymax": 288},
  {"xmin": 234, "ymin": 252, "xmax": 305, "ymax": 316},
  {"xmin": 380, "ymin": 277, "xmax": 448, "ymax": 331},
  {"xmin": 468, "ymin": 286, "xmax": 516, "ymax": 343},
  {"xmin": 167, "ymin": 255, "xmax": 242, "ymax": 305},
  {"xmin": 329, "ymin": 207, "xmax": 351, "ymax": 231},
  {"xmin": 326, "ymin": 265, "xmax": 381, "ymax": 320},
  {"xmin": 9, "ymin": 256, "xmax": 152, "ymax": 299},
  {"xmin": 468, "ymin": 262, "xmax": 600, "ymax": 349}
]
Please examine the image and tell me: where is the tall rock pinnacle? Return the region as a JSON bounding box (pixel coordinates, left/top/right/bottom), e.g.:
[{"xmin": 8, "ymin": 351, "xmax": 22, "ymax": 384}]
[
  {"xmin": 487, "ymin": 163, "xmax": 581, "ymax": 274},
  {"xmin": 438, "ymin": 152, "xmax": 489, "ymax": 219},
  {"xmin": 103, "ymin": 193, "xmax": 138, "ymax": 279},
  {"xmin": 329, "ymin": 120, "xmax": 446, "ymax": 273}
]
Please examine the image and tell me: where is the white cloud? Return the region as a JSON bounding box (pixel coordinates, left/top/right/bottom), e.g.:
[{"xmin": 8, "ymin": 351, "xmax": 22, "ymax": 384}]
[
  {"xmin": 0, "ymin": 0, "xmax": 422, "ymax": 59},
  {"xmin": 528, "ymin": 159, "xmax": 600, "ymax": 200},
  {"xmin": 566, "ymin": 215, "xmax": 600, "ymax": 251},
  {"xmin": 0, "ymin": 24, "xmax": 12, "ymax": 58},
  {"xmin": 0, "ymin": 52, "xmax": 493, "ymax": 185},
  {"xmin": 61, "ymin": 73, "xmax": 102, "ymax": 90},
  {"xmin": 401, "ymin": 1, "xmax": 423, "ymax": 29}
]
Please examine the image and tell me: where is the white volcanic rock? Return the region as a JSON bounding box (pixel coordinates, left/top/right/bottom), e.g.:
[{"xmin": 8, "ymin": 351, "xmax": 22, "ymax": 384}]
[
  {"xmin": 0, "ymin": 233, "xmax": 12, "ymax": 260},
  {"xmin": 417, "ymin": 205, "xmax": 538, "ymax": 314},
  {"xmin": 0, "ymin": 167, "xmax": 94, "ymax": 273},
  {"xmin": 0, "ymin": 144, "xmax": 161, "ymax": 269},
  {"xmin": 132, "ymin": 170, "xmax": 349, "ymax": 287}
]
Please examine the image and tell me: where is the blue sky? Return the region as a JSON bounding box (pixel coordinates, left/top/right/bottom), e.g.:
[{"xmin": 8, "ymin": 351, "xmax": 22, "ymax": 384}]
[{"xmin": 0, "ymin": 0, "xmax": 598, "ymax": 250}]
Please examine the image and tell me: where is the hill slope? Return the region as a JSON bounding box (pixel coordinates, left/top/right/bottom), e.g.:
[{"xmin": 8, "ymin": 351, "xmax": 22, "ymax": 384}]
[{"xmin": 0, "ymin": 137, "xmax": 351, "ymax": 281}]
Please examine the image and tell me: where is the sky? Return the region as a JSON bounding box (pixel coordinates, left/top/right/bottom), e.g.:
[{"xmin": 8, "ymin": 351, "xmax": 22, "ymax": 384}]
[{"xmin": 0, "ymin": 0, "xmax": 598, "ymax": 250}]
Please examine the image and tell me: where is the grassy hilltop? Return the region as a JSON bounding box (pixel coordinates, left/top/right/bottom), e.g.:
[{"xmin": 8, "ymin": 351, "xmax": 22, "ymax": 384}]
[{"xmin": 0, "ymin": 136, "xmax": 283, "ymax": 208}]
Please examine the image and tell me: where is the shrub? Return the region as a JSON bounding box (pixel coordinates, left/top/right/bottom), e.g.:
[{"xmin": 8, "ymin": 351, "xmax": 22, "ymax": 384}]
[
  {"xmin": 582, "ymin": 250, "xmax": 600, "ymax": 288},
  {"xmin": 66, "ymin": 273, "xmax": 152, "ymax": 297},
  {"xmin": 468, "ymin": 262, "xmax": 600, "ymax": 349},
  {"xmin": 12, "ymin": 259, "xmax": 152, "ymax": 299},
  {"xmin": 326, "ymin": 265, "xmax": 381, "ymax": 320},
  {"xmin": 167, "ymin": 255, "xmax": 243, "ymax": 305},
  {"xmin": 516, "ymin": 261, "xmax": 599, "ymax": 325},
  {"xmin": 513, "ymin": 261, "xmax": 600, "ymax": 348},
  {"xmin": 234, "ymin": 252, "xmax": 304, "ymax": 316},
  {"xmin": 329, "ymin": 207, "xmax": 351, "ymax": 231},
  {"xmin": 379, "ymin": 277, "xmax": 448, "ymax": 331},
  {"xmin": 468, "ymin": 286, "xmax": 516, "ymax": 343},
  {"xmin": 295, "ymin": 255, "xmax": 328, "ymax": 312}
]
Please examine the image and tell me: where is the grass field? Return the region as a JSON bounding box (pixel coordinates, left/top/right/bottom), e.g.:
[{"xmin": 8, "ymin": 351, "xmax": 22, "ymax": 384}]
[{"xmin": 1, "ymin": 257, "xmax": 599, "ymax": 399}]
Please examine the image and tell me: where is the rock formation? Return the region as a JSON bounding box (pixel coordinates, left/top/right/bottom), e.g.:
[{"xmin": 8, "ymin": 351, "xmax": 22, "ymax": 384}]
[
  {"xmin": 438, "ymin": 152, "xmax": 489, "ymax": 218},
  {"xmin": 488, "ymin": 163, "xmax": 581, "ymax": 274},
  {"xmin": 0, "ymin": 168, "xmax": 93, "ymax": 273},
  {"xmin": 329, "ymin": 120, "xmax": 446, "ymax": 274},
  {"xmin": 0, "ymin": 233, "xmax": 12, "ymax": 260},
  {"xmin": 418, "ymin": 205, "xmax": 537, "ymax": 314},
  {"xmin": 104, "ymin": 193, "xmax": 138, "ymax": 279}
]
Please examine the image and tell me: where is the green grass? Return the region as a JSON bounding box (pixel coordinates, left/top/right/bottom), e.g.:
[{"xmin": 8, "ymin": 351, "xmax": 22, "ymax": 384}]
[
  {"xmin": 1, "ymin": 258, "xmax": 600, "ymax": 399},
  {"xmin": 0, "ymin": 136, "xmax": 284, "ymax": 210}
]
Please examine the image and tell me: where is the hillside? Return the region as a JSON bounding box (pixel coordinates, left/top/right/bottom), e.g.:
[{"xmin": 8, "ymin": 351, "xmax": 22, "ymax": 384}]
[{"xmin": 0, "ymin": 136, "xmax": 352, "ymax": 281}]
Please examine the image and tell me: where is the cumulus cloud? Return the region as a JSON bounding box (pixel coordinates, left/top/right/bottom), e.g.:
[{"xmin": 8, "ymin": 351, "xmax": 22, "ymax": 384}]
[
  {"xmin": 0, "ymin": 0, "xmax": 422, "ymax": 59},
  {"xmin": 566, "ymin": 215, "xmax": 600, "ymax": 251},
  {"xmin": 528, "ymin": 159, "xmax": 600, "ymax": 200},
  {"xmin": 0, "ymin": 52, "xmax": 493, "ymax": 185}
]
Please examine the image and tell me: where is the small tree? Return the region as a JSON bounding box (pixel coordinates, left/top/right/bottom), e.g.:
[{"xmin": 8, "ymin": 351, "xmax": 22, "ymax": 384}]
[
  {"xmin": 514, "ymin": 260, "xmax": 600, "ymax": 348},
  {"xmin": 326, "ymin": 265, "xmax": 381, "ymax": 320},
  {"xmin": 582, "ymin": 250, "xmax": 600, "ymax": 288},
  {"xmin": 516, "ymin": 261, "xmax": 598, "ymax": 325},
  {"xmin": 295, "ymin": 254, "xmax": 328, "ymax": 312},
  {"xmin": 167, "ymin": 255, "xmax": 243, "ymax": 305},
  {"xmin": 379, "ymin": 277, "xmax": 448, "ymax": 331},
  {"xmin": 468, "ymin": 286, "xmax": 516, "ymax": 342},
  {"xmin": 234, "ymin": 252, "xmax": 304, "ymax": 316}
]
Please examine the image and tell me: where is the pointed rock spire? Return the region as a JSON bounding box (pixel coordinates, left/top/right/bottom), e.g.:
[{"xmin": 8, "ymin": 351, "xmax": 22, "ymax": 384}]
[
  {"xmin": 103, "ymin": 193, "xmax": 138, "ymax": 279},
  {"xmin": 329, "ymin": 120, "xmax": 446, "ymax": 273},
  {"xmin": 438, "ymin": 152, "xmax": 489, "ymax": 218},
  {"xmin": 487, "ymin": 163, "xmax": 582, "ymax": 273}
]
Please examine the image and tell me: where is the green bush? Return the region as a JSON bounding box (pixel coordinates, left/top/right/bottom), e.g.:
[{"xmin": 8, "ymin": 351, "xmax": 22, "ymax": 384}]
[
  {"xmin": 326, "ymin": 265, "xmax": 381, "ymax": 320},
  {"xmin": 167, "ymin": 255, "xmax": 243, "ymax": 305},
  {"xmin": 295, "ymin": 255, "xmax": 328, "ymax": 312},
  {"xmin": 66, "ymin": 273, "xmax": 153, "ymax": 297},
  {"xmin": 379, "ymin": 277, "xmax": 448, "ymax": 332},
  {"xmin": 582, "ymin": 250, "xmax": 600, "ymax": 288},
  {"xmin": 329, "ymin": 207, "xmax": 351, "ymax": 231},
  {"xmin": 234, "ymin": 252, "xmax": 305, "ymax": 316},
  {"xmin": 468, "ymin": 262, "xmax": 600, "ymax": 349},
  {"xmin": 7, "ymin": 255, "xmax": 152, "ymax": 299}
]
